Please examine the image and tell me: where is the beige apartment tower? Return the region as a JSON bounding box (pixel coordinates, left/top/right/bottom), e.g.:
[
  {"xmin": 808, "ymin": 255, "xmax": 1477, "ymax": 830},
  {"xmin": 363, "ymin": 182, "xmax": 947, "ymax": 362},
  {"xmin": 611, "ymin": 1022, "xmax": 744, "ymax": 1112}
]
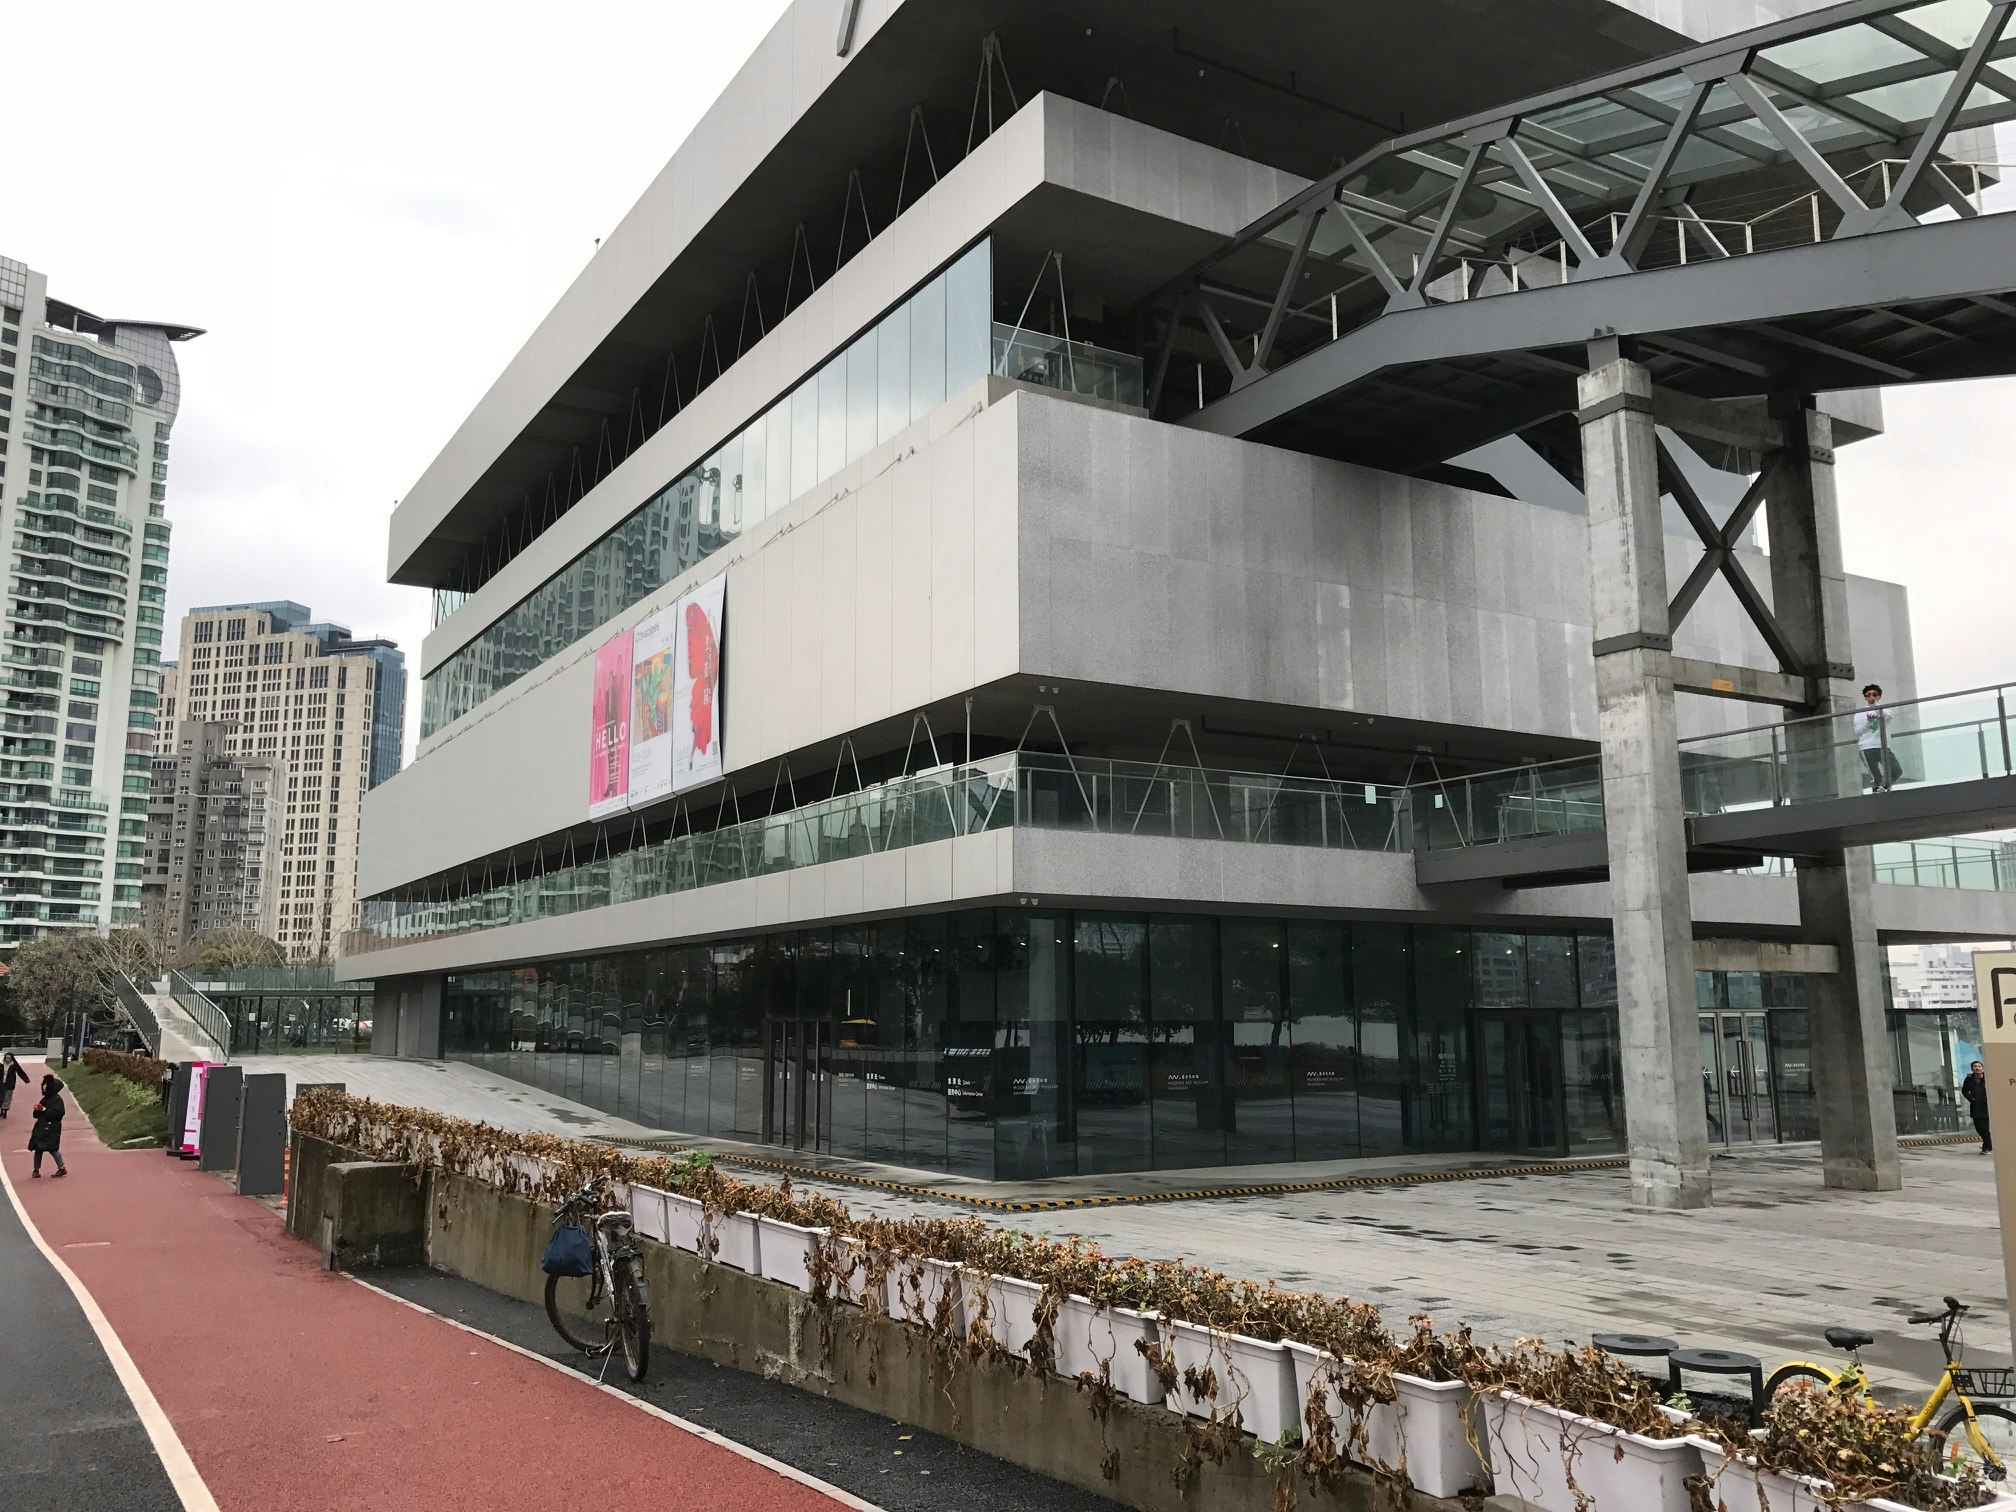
[{"xmin": 167, "ymin": 602, "xmax": 404, "ymax": 960}]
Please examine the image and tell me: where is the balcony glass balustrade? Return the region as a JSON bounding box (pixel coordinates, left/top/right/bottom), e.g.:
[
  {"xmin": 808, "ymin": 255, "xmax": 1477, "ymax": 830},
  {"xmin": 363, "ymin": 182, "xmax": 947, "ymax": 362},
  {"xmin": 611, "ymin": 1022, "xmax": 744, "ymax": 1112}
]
[{"xmin": 349, "ymin": 751, "xmax": 1409, "ymax": 954}]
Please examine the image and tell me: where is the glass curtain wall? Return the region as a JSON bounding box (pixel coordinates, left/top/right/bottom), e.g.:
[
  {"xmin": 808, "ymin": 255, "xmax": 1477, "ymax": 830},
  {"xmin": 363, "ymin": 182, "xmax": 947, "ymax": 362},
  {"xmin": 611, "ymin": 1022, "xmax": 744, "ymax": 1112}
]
[
  {"xmin": 442, "ymin": 911, "xmax": 1640, "ymax": 1179},
  {"xmin": 422, "ymin": 241, "xmax": 993, "ymax": 736}
]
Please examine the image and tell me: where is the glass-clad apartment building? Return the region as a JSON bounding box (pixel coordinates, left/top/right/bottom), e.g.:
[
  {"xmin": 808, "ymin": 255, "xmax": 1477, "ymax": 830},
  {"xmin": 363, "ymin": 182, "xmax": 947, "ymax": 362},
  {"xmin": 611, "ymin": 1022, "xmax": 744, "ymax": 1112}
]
[{"xmin": 355, "ymin": 0, "xmax": 2016, "ymax": 1194}]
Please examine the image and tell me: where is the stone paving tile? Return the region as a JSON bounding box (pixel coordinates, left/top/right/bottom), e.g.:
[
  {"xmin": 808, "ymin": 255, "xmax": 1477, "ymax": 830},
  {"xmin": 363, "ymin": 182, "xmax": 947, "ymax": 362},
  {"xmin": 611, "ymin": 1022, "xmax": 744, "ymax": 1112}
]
[
  {"xmin": 771, "ymin": 1144, "xmax": 2010, "ymax": 1399},
  {"xmin": 244, "ymin": 1054, "xmax": 664, "ymax": 1139}
]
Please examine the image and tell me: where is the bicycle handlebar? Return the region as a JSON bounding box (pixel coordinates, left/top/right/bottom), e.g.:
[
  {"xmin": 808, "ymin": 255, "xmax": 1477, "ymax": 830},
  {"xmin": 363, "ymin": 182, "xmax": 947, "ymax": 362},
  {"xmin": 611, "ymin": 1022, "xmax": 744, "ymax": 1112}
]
[{"xmin": 1908, "ymin": 1297, "xmax": 1968, "ymax": 1327}]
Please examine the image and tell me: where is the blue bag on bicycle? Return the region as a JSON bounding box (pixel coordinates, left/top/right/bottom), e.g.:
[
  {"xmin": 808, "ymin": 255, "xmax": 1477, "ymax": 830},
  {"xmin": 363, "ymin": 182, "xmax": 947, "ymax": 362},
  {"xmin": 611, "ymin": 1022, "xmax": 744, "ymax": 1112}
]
[{"xmin": 542, "ymin": 1224, "xmax": 593, "ymax": 1277}]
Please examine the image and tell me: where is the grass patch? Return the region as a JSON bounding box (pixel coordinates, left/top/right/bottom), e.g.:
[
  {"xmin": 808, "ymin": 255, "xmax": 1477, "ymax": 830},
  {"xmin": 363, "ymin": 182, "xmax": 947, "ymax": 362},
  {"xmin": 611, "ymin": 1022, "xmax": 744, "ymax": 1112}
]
[{"xmin": 48, "ymin": 1060, "xmax": 169, "ymax": 1149}]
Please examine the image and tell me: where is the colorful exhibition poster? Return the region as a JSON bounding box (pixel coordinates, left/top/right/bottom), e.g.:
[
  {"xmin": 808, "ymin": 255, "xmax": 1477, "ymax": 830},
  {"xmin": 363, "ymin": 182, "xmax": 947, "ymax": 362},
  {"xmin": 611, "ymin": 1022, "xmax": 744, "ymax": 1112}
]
[
  {"xmin": 588, "ymin": 628, "xmax": 634, "ymax": 819},
  {"xmin": 672, "ymin": 575, "xmax": 725, "ymax": 792},
  {"xmin": 626, "ymin": 604, "xmax": 679, "ymax": 808}
]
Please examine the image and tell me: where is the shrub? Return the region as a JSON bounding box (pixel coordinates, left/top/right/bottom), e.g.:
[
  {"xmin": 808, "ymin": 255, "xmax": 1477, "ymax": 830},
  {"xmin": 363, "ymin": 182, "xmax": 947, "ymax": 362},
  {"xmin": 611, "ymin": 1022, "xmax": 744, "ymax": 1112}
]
[{"xmin": 83, "ymin": 1046, "xmax": 170, "ymax": 1092}]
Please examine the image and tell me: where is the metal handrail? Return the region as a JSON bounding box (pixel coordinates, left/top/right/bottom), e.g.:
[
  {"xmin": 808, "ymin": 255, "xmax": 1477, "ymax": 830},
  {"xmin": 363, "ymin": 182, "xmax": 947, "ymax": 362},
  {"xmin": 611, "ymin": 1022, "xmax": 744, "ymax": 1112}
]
[
  {"xmin": 167, "ymin": 970, "xmax": 232, "ymax": 1061},
  {"xmin": 112, "ymin": 973, "xmax": 162, "ymax": 1057}
]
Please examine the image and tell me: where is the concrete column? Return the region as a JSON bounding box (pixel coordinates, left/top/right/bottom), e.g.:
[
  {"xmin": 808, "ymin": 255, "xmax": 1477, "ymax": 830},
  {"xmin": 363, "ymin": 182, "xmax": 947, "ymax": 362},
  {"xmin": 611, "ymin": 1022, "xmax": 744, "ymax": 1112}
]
[
  {"xmin": 1766, "ymin": 397, "xmax": 1901, "ymax": 1191},
  {"xmin": 1580, "ymin": 355, "xmax": 1713, "ymax": 1210}
]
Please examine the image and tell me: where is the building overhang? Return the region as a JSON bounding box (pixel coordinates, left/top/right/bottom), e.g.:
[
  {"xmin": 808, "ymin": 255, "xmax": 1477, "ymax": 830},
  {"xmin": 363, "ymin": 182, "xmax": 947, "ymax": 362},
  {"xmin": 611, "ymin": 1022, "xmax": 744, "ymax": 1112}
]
[{"xmin": 387, "ymin": 0, "xmax": 1708, "ymax": 589}]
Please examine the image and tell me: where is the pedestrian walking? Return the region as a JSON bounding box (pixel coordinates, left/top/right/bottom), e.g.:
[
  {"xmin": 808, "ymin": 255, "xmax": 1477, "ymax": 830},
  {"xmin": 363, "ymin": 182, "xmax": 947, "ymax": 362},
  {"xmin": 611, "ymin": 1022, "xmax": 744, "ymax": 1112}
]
[
  {"xmin": 1855, "ymin": 683, "xmax": 1897, "ymax": 792},
  {"xmin": 0, "ymin": 1051, "xmax": 26, "ymax": 1118},
  {"xmin": 1964, "ymin": 1059, "xmax": 1993, "ymax": 1154},
  {"xmin": 28, "ymin": 1074, "xmax": 67, "ymax": 1178}
]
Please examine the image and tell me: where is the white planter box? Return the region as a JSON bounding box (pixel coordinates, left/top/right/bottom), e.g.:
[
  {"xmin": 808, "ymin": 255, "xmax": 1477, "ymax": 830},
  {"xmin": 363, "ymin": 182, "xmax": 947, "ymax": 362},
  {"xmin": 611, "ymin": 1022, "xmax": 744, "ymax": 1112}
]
[
  {"xmin": 1054, "ymin": 1296, "xmax": 1163, "ymax": 1405},
  {"xmin": 1697, "ymin": 1455, "xmax": 2016, "ymax": 1512},
  {"xmin": 628, "ymin": 1185, "xmax": 671, "ymax": 1244},
  {"xmin": 755, "ymin": 1216, "xmax": 826, "ymax": 1293},
  {"xmin": 963, "ymin": 1271, "xmax": 1045, "ymax": 1359},
  {"xmin": 822, "ymin": 1234, "xmax": 873, "ymax": 1307},
  {"xmin": 1484, "ymin": 1391, "xmax": 1702, "ymax": 1512},
  {"xmin": 665, "ymin": 1192, "xmax": 706, "ymax": 1254},
  {"xmin": 887, "ymin": 1255, "xmax": 964, "ymax": 1333},
  {"xmin": 1283, "ymin": 1342, "xmax": 1485, "ymax": 1500},
  {"xmin": 1166, "ymin": 1319, "xmax": 1298, "ymax": 1446},
  {"xmin": 703, "ymin": 1210, "xmax": 761, "ymax": 1272}
]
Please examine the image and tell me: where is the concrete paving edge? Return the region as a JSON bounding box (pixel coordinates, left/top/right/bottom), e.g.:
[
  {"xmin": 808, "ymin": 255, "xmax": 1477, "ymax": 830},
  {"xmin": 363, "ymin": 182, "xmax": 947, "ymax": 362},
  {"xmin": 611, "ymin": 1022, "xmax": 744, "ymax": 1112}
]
[
  {"xmin": 343, "ymin": 1274, "xmax": 885, "ymax": 1512},
  {"xmin": 0, "ymin": 1152, "xmax": 220, "ymax": 1512}
]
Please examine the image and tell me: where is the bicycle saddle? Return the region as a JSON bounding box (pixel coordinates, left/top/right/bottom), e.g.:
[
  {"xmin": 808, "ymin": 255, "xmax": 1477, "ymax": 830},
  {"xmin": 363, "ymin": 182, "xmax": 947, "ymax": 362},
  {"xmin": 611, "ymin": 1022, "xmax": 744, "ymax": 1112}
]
[{"xmin": 1825, "ymin": 1327, "xmax": 1875, "ymax": 1352}]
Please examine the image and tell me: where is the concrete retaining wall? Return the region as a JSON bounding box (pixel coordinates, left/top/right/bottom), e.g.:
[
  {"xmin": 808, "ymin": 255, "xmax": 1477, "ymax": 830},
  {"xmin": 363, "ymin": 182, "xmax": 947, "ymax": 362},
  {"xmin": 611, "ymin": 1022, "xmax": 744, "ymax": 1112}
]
[{"xmin": 293, "ymin": 1134, "xmax": 1457, "ymax": 1512}]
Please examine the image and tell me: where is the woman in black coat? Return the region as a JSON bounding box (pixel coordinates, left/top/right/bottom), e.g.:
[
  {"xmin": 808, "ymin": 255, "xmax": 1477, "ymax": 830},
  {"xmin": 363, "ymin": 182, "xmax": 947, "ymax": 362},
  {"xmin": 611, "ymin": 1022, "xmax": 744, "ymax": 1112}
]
[
  {"xmin": 0, "ymin": 1051, "xmax": 26, "ymax": 1118},
  {"xmin": 28, "ymin": 1074, "xmax": 67, "ymax": 1177}
]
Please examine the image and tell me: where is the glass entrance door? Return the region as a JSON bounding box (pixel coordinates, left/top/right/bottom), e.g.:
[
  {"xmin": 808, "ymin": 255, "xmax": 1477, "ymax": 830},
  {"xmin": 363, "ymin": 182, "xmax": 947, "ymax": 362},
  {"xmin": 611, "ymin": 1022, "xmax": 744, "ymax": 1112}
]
[
  {"xmin": 763, "ymin": 1018, "xmax": 834, "ymax": 1151},
  {"xmin": 1698, "ymin": 1011, "xmax": 1777, "ymax": 1145},
  {"xmin": 1478, "ymin": 1013, "xmax": 1564, "ymax": 1155}
]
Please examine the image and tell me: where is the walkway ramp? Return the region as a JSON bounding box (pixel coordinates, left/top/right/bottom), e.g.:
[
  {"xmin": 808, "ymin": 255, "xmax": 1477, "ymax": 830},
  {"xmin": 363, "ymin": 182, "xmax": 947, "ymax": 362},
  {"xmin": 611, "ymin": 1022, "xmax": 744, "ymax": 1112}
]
[{"xmin": 1415, "ymin": 681, "xmax": 2016, "ymax": 886}]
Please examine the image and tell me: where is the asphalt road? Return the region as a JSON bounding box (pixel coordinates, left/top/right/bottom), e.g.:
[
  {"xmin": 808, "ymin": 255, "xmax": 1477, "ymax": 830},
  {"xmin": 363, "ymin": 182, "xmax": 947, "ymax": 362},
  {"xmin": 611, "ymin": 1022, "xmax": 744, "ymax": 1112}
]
[
  {"xmin": 369, "ymin": 1266, "xmax": 1122, "ymax": 1512},
  {"xmin": 0, "ymin": 1137, "xmax": 180, "ymax": 1512}
]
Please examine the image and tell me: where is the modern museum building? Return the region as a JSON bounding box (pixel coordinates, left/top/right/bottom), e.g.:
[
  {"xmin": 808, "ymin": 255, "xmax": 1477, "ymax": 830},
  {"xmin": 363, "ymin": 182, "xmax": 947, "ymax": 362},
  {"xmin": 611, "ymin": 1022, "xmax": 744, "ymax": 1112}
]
[{"xmin": 343, "ymin": 0, "xmax": 2016, "ymax": 1193}]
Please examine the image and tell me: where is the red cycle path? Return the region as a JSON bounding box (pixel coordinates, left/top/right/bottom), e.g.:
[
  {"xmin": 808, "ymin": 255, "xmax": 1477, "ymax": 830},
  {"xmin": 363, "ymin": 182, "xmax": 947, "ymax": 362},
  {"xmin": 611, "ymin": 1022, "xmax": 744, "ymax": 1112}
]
[{"xmin": 4, "ymin": 1080, "xmax": 850, "ymax": 1512}]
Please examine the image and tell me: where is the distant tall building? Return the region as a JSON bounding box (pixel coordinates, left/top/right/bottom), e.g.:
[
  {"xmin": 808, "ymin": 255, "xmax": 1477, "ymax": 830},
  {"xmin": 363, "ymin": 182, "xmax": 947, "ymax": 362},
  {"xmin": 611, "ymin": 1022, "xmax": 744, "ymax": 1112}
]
[
  {"xmin": 142, "ymin": 720, "xmax": 284, "ymax": 950},
  {"xmin": 167, "ymin": 603, "xmax": 405, "ymax": 959},
  {"xmin": 0, "ymin": 253, "xmax": 199, "ymax": 946}
]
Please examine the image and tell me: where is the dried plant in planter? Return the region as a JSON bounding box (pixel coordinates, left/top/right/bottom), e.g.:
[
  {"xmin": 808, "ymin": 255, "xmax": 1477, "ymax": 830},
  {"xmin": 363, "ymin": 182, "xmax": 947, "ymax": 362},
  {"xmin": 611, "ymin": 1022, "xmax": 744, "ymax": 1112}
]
[
  {"xmin": 1479, "ymin": 1338, "xmax": 1687, "ymax": 1439},
  {"xmin": 1734, "ymin": 1381, "xmax": 1997, "ymax": 1510}
]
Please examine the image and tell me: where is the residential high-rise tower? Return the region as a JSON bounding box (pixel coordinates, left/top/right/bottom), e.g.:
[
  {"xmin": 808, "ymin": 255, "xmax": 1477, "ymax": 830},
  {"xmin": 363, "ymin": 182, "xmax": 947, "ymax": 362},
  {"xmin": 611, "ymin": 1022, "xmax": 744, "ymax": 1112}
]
[
  {"xmin": 0, "ymin": 253, "xmax": 199, "ymax": 946},
  {"xmin": 168, "ymin": 602, "xmax": 405, "ymax": 959}
]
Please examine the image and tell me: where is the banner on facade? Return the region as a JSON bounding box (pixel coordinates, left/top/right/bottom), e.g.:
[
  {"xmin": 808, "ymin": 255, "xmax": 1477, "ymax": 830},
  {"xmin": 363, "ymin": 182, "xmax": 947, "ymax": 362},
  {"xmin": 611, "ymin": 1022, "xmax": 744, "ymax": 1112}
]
[
  {"xmin": 588, "ymin": 629, "xmax": 633, "ymax": 819},
  {"xmin": 672, "ymin": 574, "xmax": 725, "ymax": 793},
  {"xmin": 626, "ymin": 604, "xmax": 679, "ymax": 809}
]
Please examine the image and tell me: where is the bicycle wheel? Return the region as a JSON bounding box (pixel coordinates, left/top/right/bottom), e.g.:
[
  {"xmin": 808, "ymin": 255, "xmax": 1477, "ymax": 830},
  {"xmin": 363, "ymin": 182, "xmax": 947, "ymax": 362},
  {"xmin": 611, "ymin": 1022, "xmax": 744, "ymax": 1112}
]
[
  {"xmin": 1764, "ymin": 1363, "xmax": 1837, "ymax": 1402},
  {"xmin": 545, "ymin": 1271, "xmax": 611, "ymax": 1356},
  {"xmin": 1930, "ymin": 1402, "xmax": 2016, "ymax": 1482},
  {"xmin": 613, "ymin": 1258, "xmax": 651, "ymax": 1382}
]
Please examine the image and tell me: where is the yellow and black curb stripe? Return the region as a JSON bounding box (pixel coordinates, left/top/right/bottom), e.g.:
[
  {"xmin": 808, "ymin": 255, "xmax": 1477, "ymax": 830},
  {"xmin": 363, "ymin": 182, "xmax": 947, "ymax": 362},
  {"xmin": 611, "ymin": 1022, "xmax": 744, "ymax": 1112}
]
[
  {"xmin": 598, "ymin": 1130, "xmax": 1977, "ymax": 1214},
  {"xmin": 596, "ymin": 1136, "xmax": 1633, "ymax": 1213}
]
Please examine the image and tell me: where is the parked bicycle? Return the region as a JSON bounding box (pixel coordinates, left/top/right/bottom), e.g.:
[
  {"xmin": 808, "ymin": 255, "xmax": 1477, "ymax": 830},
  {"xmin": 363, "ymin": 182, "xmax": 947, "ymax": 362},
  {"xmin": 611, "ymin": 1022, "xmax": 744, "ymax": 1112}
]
[
  {"xmin": 1765, "ymin": 1297, "xmax": 2016, "ymax": 1479},
  {"xmin": 542, "ymin": 1174, "xmax": 650, "ymax": 1382}
]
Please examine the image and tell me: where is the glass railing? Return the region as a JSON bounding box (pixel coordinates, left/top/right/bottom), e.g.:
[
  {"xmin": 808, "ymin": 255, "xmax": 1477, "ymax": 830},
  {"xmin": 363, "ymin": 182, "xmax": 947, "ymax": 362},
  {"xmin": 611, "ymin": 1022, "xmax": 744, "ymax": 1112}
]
[
  {"xmin": 1420, "ymin": 682, "xmax": 2016, "ymax": 852},
  {"xmin": 346, "ymin": 752, "xmax": 1409, "ymax": 954},
  {"xmin": 992, "ymin": 325, "xmax": 1145, "ymax": 407},
  {"xmin": 1871, "ymin": 838, "xmax": 2016, "ymax": 893},
  {"xmin": 1413, "ymin": 754, "xmax": 1604, "ymax": 851}
]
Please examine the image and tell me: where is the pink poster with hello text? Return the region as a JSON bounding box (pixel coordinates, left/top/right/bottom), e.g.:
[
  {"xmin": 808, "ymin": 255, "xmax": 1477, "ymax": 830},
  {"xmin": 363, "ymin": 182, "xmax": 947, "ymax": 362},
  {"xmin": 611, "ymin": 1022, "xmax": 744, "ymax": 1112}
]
[{"xmin": 588, "ymin": 629, "xmax": 633, "ymax": 819}]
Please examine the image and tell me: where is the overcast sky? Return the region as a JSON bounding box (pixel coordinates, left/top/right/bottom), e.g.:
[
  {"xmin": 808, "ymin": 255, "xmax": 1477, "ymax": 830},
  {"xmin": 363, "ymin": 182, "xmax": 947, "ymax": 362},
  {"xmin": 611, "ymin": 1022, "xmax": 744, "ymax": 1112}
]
[{"xmin": 1, "ymin": 0, "xmax": 2011, "ymax": 765}]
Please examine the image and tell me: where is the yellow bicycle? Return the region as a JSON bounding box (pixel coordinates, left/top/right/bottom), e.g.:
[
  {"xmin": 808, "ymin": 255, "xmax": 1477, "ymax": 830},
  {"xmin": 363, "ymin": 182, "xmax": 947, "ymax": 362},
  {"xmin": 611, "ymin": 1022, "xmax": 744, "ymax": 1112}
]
[{"xmin": 1765, "ymin": 1296, "xmax": 2016, "ymax": 1479}]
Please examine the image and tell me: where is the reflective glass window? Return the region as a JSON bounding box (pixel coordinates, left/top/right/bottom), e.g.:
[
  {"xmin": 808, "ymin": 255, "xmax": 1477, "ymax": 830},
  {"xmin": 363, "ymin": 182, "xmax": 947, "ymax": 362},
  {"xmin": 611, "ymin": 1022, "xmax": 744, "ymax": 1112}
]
[
  {"xmin": 1561, "ymin": 1011, "xmax": 1624, "ymax": 1151},
  {"xmin": 816, "ymin": 354, "xmax": 848, "ymax": 481},
  {"xmin": 421, "ymin": 239, "xmax": 996, "ymax": 735},
  {"xmin": 846, "ymin": 334, "xmax": 877, "ymax": 465},
  {"xmin": 1147, "ymin": 915, "xmax": 1223, "ymax": 1170},
  {"xmin": 1287, "ymin": 922, "xmax": 1356, "ymax": 1160},
  {"xmin": 741, "ymin": 412, "xmax": 768, "ymax": 530},
  {"xmin": 945, "ymin": 240, "xmax": 992, "ymax": 396},
  {"xmin": 995, "ymin": 912, "xmax": 1075, "ymax": 1178},
  {"xmin": 877, "ymin": 302, "xmax": 911, "ymax": 446},
  {"xmin": 1221, "ymin": 921, "xmax": 1293, "ymax": 1166},
  {"xmin": 909, "ymin": 276, "xmax": 947, "ymax": 423},
  {"xmin": 1073, "ymin": 913, "xmax": 1151, "ymax": 1175},
  {"xmin": 1352, "ymin": 926, "xmax": 1408, "ymax": 1156},
  {"xmin": 790, "ymin": 377, "xmax": 819, "ymax": 500}
]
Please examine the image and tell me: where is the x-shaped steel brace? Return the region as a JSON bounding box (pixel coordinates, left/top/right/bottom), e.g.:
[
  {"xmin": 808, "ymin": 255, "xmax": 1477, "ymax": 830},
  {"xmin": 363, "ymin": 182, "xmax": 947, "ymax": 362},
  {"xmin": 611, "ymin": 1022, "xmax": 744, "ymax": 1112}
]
[{"xmin": 1660, "ymin": 436, "xmax": 1801, "ymax": 675}]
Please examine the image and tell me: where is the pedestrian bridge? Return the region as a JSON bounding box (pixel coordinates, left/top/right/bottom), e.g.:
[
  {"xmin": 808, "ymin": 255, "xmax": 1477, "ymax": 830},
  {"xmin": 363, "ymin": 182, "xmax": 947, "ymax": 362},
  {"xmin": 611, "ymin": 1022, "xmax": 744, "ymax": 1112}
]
[
  {"xmin": 1144, "ymin": 0, "xmax": 2016, "ymax": 479},
  {"xmin": 1415, "ymin": 681, "xmax": 2016, "ymax": 886}
]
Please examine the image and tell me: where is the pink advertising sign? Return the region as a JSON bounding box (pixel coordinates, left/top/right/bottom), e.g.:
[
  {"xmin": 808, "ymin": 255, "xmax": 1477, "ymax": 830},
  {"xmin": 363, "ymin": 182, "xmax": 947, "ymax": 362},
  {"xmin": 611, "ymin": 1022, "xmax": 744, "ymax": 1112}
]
[{"xmin": 588, "ymin": 629, "xmax": 633, "ymax": 819}]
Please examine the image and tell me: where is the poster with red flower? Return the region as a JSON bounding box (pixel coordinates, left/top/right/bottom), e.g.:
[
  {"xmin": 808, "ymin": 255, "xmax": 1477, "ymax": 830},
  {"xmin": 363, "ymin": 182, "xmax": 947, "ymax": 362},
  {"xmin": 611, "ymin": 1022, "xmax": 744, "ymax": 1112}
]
[{"xmin": 672, "ymin": 574, "xmax": 724, "ymax": 791}]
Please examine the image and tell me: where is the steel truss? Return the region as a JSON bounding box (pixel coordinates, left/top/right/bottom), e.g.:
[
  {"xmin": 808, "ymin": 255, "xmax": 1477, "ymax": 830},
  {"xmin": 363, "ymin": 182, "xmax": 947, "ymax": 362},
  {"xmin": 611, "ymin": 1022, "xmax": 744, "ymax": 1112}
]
[{"xmin": 1142, "ymin": 0, "xmax": 2016, "ymax": 474}]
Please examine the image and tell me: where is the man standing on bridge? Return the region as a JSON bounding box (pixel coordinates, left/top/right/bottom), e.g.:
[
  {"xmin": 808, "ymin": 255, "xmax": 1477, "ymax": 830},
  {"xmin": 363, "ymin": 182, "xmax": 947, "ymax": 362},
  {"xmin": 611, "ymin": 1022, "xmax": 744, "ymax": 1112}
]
[{"xmin": 1855, "ymin": 683, "xmax": 1898, "ymax": 793}]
